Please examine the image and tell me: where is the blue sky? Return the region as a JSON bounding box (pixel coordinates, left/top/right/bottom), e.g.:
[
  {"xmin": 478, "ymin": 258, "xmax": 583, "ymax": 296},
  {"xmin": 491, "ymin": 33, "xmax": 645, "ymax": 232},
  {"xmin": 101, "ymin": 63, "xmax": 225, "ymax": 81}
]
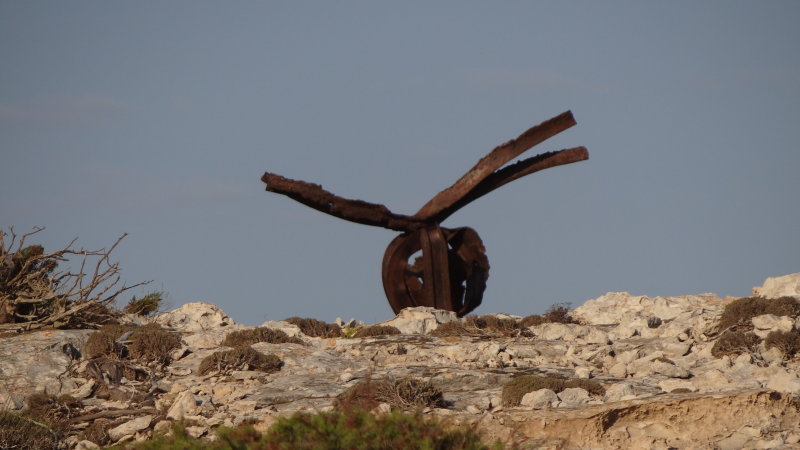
[{"xmin": 2, "ymin": 2, "xmax": 798, "ymax": 325}]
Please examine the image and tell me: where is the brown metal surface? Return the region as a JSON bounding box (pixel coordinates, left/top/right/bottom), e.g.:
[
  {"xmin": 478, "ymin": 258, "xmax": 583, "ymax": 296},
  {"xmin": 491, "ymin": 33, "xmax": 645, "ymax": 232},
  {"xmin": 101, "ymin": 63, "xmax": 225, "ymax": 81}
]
[{"xmin": 261, "ymin": 111, "xmax": 588, "ymax": 316}]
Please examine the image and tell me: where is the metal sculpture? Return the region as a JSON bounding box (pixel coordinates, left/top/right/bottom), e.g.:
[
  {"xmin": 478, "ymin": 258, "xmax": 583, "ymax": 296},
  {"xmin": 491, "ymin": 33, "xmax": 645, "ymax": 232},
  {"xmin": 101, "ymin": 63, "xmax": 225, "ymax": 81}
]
[{"xmin": 262, "ymin": 111, "xmax": 588, "ymax": 316}]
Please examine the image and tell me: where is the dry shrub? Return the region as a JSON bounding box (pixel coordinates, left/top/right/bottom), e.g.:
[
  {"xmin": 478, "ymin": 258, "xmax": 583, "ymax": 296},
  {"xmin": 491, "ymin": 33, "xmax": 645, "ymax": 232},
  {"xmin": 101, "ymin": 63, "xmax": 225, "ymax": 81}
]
[
  {"xmin": 717, "ymin": 296, "xmax": 800, "ymax": 331},
  {"xmin": 765, "ymin": 329, "xmax": 800, "ymax": 359},
  {"xmin": 336, "ymin": 376, "xmax": 444, "ymax": 411},
  {"xmin": 428, "ymin": 321, "xmax": 475, "ymax": 337},
  {"xmin": 501, "ymin": 374, "xmax": 605, "ymax": 407},
  {"xmin": 352, "ymin": 325, "xmax": 401, "ymax": 338},
  {"xmin": 128, "ymin": 324, "xmax": 182, "ymax": 365},
  {"xmin": 465, "ymin": 315, "xmax": 521, "ymax": 336},
  {"xmin": 23, "ymin": 392, "xmax": 80, "ymax": 436},
  {"xmin": 222, "ymin": 327, "xmax": 305, "ymax": 347},
  {"xmin": 284, "ymin": 317, "xmax": 342, "ymax": 338},
  {"xmin": 199, "ymin": 347, "xmax": 282, "ymax": 375},
  {"xmin": 0, "ymin": 411, "xmax": 59, "ymax": 450},
  {"xmin": 84, "ymin": 323, "xmax": 181, "ymax": 365},
  {"xmin": 711, "ymin": 330, "xmax": 761, "ymax": 358},
  {"xmin": 520, "ymin": 303, "xmax": 579, "ymax": 328},
  {"xmin": 78, "ymin": 418, "xmax": 112, "ymax": 446}
]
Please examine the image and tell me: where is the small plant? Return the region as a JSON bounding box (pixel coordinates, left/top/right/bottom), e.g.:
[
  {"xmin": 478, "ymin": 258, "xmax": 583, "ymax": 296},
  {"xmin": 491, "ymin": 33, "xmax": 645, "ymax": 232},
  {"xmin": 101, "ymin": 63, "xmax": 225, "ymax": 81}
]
[
  {"xmin": 336, "ymin": 376, "xmax": 445, "ymax": 411},
  {"xmin": 284, "ymin": 317, "xmax": 342, "ymax": 338},
  {"xmin": 710, "ymin": 330, "xmax": 761, "ymax": 358},
  {"xmin": 501, "ymin": 374, "xmax": 605, "ymax": 407},
  {"xmin": 124, "ymin": 292, "xmax": 164, "ymax": 316},
  {"xmin": 717, "ymin": 296, "xmax": 800, "ymax": 331},
  {"xmin": 198, "ymin": 347, "xmax": 282, "ymax": 375},
  {"xmin": 764, "ymin": 329, "xmax": 800, "ymax": 359},
  {"xmin": 352, "ymin": 325, "xmax": 402, "ymax": 338},
  {"xmin": 465, "ymin": 315, "xmax": 522, "ymax": 336},
  {"xmin": 79, "ymin": 418, "xmax": 112, "ymax": 446},
  {"xmin": 222, "ymin": 327, "xmax": 305, "ymax": 347}
]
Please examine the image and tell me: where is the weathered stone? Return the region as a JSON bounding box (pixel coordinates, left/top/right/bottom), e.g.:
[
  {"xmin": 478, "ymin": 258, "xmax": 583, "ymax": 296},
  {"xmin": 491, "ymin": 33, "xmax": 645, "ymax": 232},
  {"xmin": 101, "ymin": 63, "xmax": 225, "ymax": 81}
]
[
  {"xmin": 520, "ymin": 389, "xmax": 559, "ymax": 409},
  {"xmin": 376, "ymin": 307, "xmax": 457, "ymax": 334},
  {"xmin": 557, "ymin": 387, "xmax": 590, "ymax": 406},
  {"xmin": 751, "ymin": 314, "xmax": 794, "ymax": 338},
  {"xmin": 752, "ymin": 273, "xmax": 800, "ymax": 299},
  {"xmin": 765, "ymin": 370, "xmax": 800, "ymax": 394},
  {"xmin": 108, "ymin": 415, "xmax": 153, "ymax": 441},
  {"xmin": 652, "ymin": 360, "xmax": 690, "ymax": 378},
  {"xmin": 156, "ymin": 302, "xmax": 237, "ymax": 332},
  {"xmin": 604, "ymin": 383, "xmax": 635, "ymax": 402},
  {"xmin": 167, "ymin": 391, "xmax": 199, "ymax": 420}
]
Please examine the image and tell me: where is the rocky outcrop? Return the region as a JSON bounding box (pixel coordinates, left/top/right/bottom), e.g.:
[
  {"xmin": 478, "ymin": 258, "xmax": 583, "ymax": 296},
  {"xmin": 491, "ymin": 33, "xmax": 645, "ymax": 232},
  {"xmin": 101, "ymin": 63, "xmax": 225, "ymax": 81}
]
[
  {"xmin": 1, "ymin": 275, "xmax": 799, "ymax": 449},
  {"xmin": 753, "ymin": 272, "xmax": 800, "ymax": 299}
]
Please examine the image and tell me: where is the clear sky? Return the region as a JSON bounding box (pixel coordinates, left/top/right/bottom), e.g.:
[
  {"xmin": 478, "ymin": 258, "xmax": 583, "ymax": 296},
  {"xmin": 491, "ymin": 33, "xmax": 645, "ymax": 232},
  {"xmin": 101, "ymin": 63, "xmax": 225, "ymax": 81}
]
[{"xmin": 2, "ymin": 2, "xmax": 798, "ymax": 326}]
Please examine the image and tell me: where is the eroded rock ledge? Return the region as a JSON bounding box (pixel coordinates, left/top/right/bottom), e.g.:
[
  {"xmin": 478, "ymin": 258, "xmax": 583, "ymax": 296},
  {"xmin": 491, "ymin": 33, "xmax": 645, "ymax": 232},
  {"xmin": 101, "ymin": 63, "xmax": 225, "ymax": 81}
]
[{"xmin": 1, "ymin": 273, "xmax": 799, "ymax": 449}]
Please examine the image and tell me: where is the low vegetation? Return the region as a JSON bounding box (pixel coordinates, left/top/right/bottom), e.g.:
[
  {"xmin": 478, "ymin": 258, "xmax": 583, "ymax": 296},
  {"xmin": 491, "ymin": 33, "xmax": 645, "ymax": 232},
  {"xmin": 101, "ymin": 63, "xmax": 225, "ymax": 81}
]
[
  {"xmin": 198, "ymin": 347, "xmax": 282, "ymax": 375},
  {"xmin": 221, "ymin": 327, "xmax": 305, "ymax": 347},
  {"xmin": 85, "ymin": 323, "xmax": 181, "ymax": 365},
  {"xmin": 716, "ymin": 296, "xmax": 800, "ymax": 331},
  {"xmin": 123, "ymin": 292, "xmax": 164, "ymax": 316},
  {"xmin": 336, "ymin": 375, "xmax": 445, "ymax": 411},
  {"xmin": 116, "ymin": 409, "xmax": 503, "ymax": 450},
  {"xmin": 284, "ymin": 317, "xmax": 342, "ymax": 338},
  {"xmin": 765, "ymin": 329, "xmax": 800, "ymax": 359},
  {"xmin": 710, "ymin": 330, "xmax": 761, "ymax": 358},
  {"xmin": 501, "ymin": 374, "xmax": 605, "ymax": 407},
  {"xmin": 351, "ymin": 325, "xmax": 402, "ymax": 338}
]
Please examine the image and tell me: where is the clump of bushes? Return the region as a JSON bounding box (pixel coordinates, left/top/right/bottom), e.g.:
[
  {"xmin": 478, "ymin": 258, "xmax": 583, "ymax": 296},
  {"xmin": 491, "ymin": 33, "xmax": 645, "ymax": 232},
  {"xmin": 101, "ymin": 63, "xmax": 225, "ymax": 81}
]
[
  {"xmin": 351, "ymin": 325, "xmax": 402, "ymax": 338},
  {"xmin": 84, "ymin": 323, "xmax": 181, "ymax": 365},
  {"xmin": 465, "ymin": 315, "xmax": 527, "ymax": 337},
  {"xmin": 765, "ymin": 329, "xmax": 800, "ymax": 359},
  {"xmin": 336, "ymin": 376, "xmax": 445, "ymax": 411},
  {"xmin": 501, "ymin": 374, "xmax": 605, "ymax": 407},
  {"xmin": 717, "ymin": 296, "xmax": 800, "ymax": 331},
  {"xmin": 123, "ymin": 292, "xmax": 164, "ymax": 317},
  {"xmin": 119, "ymin": 409, "xmax": 503, "ymax": 450},
  {"xmin": 284, "ymin": 317, "xmax": 342, "ymax": 338},
  {"xmin": 222, "ymin": 327, "xmax": 305, "ymax": 347},
  {"xmin": 198, "ymin": 347, "xmax": 282, "ymax": 375},
  {"xmin": 428, "ymin": 321, "xmax": 477, "ymax": 337},
  {"xmin": 710, "ymin": 330, "xmax": 761, "ymax": 358}
]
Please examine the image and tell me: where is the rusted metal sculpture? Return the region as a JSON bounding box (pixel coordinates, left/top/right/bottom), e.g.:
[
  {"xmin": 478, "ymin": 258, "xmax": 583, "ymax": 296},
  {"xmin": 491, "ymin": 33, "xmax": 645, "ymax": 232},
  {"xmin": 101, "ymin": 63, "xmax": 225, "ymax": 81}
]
[{"xmin": 262, "ymin": 111, "xmax": 588, "ymax": 316}]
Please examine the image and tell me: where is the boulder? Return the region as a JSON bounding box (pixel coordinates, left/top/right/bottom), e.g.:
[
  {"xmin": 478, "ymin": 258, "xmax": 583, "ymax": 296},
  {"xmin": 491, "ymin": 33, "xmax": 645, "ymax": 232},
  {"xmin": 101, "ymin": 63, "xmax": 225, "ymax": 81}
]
[
  {"xmin": 156, "ymin": 302, "xmax": 237, "ymax": 332},
  {"xmin": 376, "ymin": 307, "xmax": 457, "ymax": 334},
  {"xmin": 752, "ymin": 273, "xmax": 800, "ymax": 299},
  {"xmin": 520, "ymin": 389, "xmax": 559, "ymax": 409}
]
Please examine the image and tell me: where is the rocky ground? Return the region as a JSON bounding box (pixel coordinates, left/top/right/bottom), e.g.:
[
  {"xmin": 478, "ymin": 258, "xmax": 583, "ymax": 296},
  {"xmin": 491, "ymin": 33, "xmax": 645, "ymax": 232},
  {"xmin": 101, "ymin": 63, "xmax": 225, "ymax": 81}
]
[{"xmin": 1, "ymin": 273, "xmax": 799, "ymax": 449}]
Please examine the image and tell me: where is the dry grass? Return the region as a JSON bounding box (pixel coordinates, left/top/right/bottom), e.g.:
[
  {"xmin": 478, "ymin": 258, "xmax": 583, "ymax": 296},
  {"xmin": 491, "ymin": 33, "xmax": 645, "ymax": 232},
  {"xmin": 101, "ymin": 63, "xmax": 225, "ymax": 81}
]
[
  {"xmin": 352, "ymin": 325, "xmax": 401, "ymax": 338},
  {"xmin": 198, "ymin": 347, "xmax": 282, "ymax": 375},
  {"xmin": 222, "ymin": 327, "xmax": 305, "ymax": 347},
  {"xmin": 428, "ymin": 321, "xmax": 477, "ymax": 337},
  {"xmin": 520, "ymin": 303, "xmax": 579, "ymax": 328},
  {"xmin": 711, "ymin": 330, "xmax": 761, "ymax": 358},
  {"xmin": 501, "ymin": 375, "xmax": 605, "ymax": 407},
  {"xmin": 78, "ymin": 418, "xmax": 112, "ymax": 446},
  {"xmin": 284, "ymin": 317, "xmax": 342, "ymax": 338},
  {"xmin": 0, "ymin": 411, "xmax": 60, "ymax": 450},
  {"xmin": 335, "ymin": 376, "xmax": 444, "ymax": 411}
]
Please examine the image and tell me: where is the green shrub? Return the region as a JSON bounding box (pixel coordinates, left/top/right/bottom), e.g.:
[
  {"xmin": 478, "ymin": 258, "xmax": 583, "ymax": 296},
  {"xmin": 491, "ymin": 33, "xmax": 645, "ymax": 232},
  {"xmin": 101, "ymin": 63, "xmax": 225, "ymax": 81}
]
[
  {"xmin": 124, "ymin": 292, "xmax": 164, "ymax": 316},
  {"xmin": 501, "ymin": 374, "xmax": 605, "ymax": 407},
  {"xmin": 336, "ymin": 376, "xmax": 445, "ymax": 411},
  {"xmin": 198, "ymin": 347, "xmax": 282, "ymax": 375},
  {"xmin": 284, "ymin": 317, "xmax": 342, "ymax": 338},
  {"xmin": 352, "ymin": 325, "xmax": 402, "ymax": 338},
  {"xmin": 222, "ymin": 327, "xmax": 305, "ymax": 347},
  {"xmin": 117, "ymin": 409, "xmax": 504, "ymax": 450},
  {"xmin": 717, "ymin": 296, "xmax": 800, "ymax": 331},
  {"xmin": 765, "ymin": 329, "xmax": 800, "ymax": 359},
  {"xmin": 710, "ymin": 330, "xmax": 761, "ymax": 358}
]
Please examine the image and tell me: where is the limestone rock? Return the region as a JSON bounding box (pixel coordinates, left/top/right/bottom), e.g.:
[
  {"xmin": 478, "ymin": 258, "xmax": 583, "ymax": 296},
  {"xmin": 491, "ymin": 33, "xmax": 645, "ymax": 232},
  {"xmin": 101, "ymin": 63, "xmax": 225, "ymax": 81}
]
[
  {"xmin": 557, "ymin": 387, "xmax": 590, "ymax": 406},
  {"xmin": 751, "ymin": 314, "xmax": 794, "ymax": 339},
  {"xmin": 167, "ymin": 391, "xmax": 199, "ymax": 420},
  {"xmin": 752, "ymin": 272, "xmax": 800, "ymax": 299},
  {"xmin": 604, "ymin": 383, "xmax": 635, "ymax": 402},
  {"xmin": 156, "ymin": 302, "xmax": 237, "ymax": 332},
  {"xmin": 108, "ymin": 415, "xmax": 154, "ymax": 441},
  {"xmin": 376, "ymin": 306, "xmax": 457, "ymax": 334},
  {"xmin": 520, "ymin": 389, "xmax": 558, "ymax": 409}
]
